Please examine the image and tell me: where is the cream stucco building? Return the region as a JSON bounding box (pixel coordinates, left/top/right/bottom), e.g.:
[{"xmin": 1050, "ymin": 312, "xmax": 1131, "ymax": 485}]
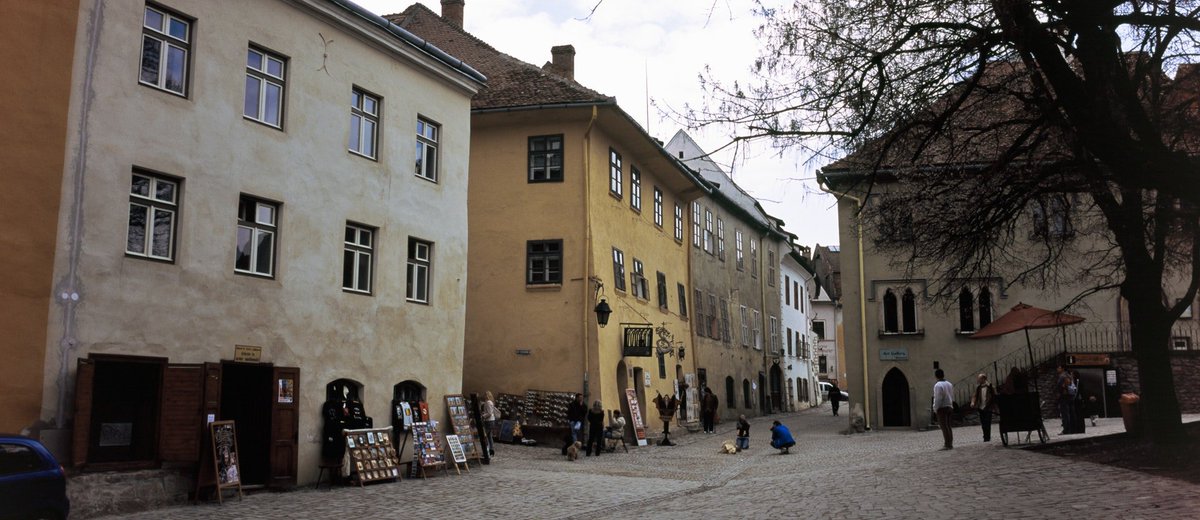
[{"xmin": 41, "ymin": 0, "xmax": 482, "ymax": 487}]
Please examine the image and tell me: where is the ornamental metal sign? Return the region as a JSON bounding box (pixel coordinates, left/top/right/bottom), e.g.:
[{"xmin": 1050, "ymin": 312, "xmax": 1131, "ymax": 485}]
[{"xmin": 623, "ymin": 327, "xmax": 653, "ymax": 357}]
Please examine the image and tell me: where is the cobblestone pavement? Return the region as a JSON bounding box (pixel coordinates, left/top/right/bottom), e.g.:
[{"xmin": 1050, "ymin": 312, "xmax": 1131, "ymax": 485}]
[{"xmin": 96, "ymin": 407, "xmax": 1200, "ymax": 520}]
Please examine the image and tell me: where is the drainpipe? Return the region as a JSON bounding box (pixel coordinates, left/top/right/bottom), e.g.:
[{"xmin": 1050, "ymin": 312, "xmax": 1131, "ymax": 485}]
[
  {"xmin": 820, "ymin": 184, "xmax": 871, "ymax": 431},
  {"xmin": 582, "ymin": 106, "xmax": 599, "ymax": 400},
  {"xmin": 54, "ymin": 0, "xmax": 106, "ymax": 428}
]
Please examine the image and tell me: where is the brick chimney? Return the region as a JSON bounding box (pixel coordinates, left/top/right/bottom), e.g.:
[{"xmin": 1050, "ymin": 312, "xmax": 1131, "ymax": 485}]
[
  {"xmin": 441, "ymin": 0, "xmax": 464, "ymax": 27},
  {"xmin": 551, "ymin": 45, "xmax": 575, "ymax": 80}
]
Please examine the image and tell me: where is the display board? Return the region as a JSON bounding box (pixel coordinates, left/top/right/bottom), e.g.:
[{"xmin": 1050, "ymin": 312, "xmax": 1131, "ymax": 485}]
[
  {"xmin": 344, "ymin": 427, "xmax": 399, "ymax": 486},
  {"xmin": 521, "ymin": 389, "xmax": 576, "ymax": 427},
  {"xmin": 444, "ymin": 394, "xmax": 482, "ymax": 462},
  {"xmin": 444, "ymin": 434, "xmax": 469, "ymax": 475},
  {"xmin": 496, "ymin": 393, "xmax": 523, "ymax": 420},
  {"xmin": 625, "ymin": 389, "xmax": 649, "ymax": 446},
  {"xmin": 195, "ymin": 420, "xmax": 242, "ymax": 504},
  {"xmin": 409, "ymin": 421, "xmax": 447, "ymax": 479}
]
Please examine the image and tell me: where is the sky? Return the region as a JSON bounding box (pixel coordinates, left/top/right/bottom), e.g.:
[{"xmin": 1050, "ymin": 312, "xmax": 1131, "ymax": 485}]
[{"xmin": 354, "ymin": 0, "xmax": 842, "ymax": 249}]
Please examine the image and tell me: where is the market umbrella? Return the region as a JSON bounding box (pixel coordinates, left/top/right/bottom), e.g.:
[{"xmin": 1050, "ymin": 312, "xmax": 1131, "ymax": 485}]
[{"xmin": 970, "ymin": 303, "xmax": 1085, "ymax": 388}]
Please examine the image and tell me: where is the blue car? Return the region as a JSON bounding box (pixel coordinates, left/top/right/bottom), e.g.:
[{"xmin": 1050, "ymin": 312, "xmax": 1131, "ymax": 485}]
[{"xmin": 0, "ymin": 435, "xmax": 70, "ymax": 520}]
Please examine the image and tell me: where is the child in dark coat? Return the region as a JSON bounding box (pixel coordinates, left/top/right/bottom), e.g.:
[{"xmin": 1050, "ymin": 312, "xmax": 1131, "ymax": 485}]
[{"xmin": 735, "ymin": 415, "xmax": 750, "ymax": 451}]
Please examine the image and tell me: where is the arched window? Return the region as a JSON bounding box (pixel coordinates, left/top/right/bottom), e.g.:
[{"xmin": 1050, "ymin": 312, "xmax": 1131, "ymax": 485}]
[
  {"xmin": 883, "ymin": 289, "xmax": 899, "ymax": 332},
  {"xmin": 725, "ymin": 376, "xmax": 735, "ymax": 409},
  {"xmin": 979, "ymin": 287, "xmax": 993, "ymax": 328},
  {"xmin": 394, "ymin": 380, "xmax": 425, "ymax": 403},
  {"xmin": 959, "ymin": 287, "xmax": 975, "ymax": 332},
  {"xmin": 326, "ymin": 378, "xmax": 363, "ymax": 401},
  {"xmin": 742, "ymin": 379, "xmax": 752, "ymax": 408},
  {"xmin": 902, "ymin": 288, "xmax": 917, "ymax": 333}
]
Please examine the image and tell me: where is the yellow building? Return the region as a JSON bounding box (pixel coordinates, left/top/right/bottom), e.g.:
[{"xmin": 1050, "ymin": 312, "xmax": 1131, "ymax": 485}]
[
  {"xmin": 393, "ymin": 2, "xmax": 709, "ymax": 434},
  {"xmin": 0, "ymin": 1, "xmax": 80, "ymax": 434}
]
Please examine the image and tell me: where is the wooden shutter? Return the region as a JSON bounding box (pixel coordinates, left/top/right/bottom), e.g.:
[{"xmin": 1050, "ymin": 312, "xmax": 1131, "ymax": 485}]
[
  {"xmin": 269, "ymin": 366, "xmax": 299, "ymax": 488},
  {"xmin": 71, "ymin": 358, "xmax": 95, "ymax": 468},
  {"xmin": 158, "ymin": 364, "xmax": 204, "ymax": 463}
]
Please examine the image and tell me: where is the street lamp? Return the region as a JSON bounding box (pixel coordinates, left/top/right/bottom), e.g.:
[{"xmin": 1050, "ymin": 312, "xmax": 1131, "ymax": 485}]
[{"xmin": 594, "ymin": 299, "xmax": 612, "ymax": 327}]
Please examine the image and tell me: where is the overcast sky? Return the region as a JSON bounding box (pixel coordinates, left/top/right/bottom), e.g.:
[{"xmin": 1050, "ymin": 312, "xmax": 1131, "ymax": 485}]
[{"xmin": 355, "ymin": 0, "xmax": 842, "ymax": 249}]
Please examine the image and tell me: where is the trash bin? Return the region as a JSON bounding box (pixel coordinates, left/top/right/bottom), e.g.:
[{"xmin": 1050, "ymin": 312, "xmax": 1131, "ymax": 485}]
[{"xmin": 1118, "ymin": 393, "xmax": 1141, "ymax": 435}]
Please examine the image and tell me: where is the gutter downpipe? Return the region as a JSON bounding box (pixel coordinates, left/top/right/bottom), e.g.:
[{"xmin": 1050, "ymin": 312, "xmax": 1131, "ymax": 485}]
[
  {"xmin": 582, "ymin": 106, "xmax": 599, "ymax": 399},
  {"xmin": 819, "ymin": 181, "xmax": 871, "ymax": 431}
]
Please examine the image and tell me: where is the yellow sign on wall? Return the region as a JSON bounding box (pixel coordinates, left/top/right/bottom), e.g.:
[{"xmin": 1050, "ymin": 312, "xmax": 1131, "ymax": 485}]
[{"xmin": 234, "ymin": 345, "xmax": 262, "ymax": 362}]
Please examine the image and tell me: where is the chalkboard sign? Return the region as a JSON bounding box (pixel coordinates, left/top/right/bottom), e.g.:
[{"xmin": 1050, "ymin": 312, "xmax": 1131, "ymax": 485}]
[{"xmin": 195, "ymin": 420, "xmax": 243, "ymax": 504}]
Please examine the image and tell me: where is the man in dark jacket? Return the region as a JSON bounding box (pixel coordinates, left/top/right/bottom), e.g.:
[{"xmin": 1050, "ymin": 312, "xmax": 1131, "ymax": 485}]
[
  {"xmin": 701, "ymin": 388, "xmax": 719, "ymax": 434},
  {"xmin": 828, "ymin": 382, "xmax": 841, "ymax": 416},
  {"xmin": 566, "ymin": 393, "xmax": 587, "ymax": 445}
]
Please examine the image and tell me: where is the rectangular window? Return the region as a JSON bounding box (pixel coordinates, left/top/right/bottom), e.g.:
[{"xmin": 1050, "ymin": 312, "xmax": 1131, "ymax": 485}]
[
  {"xmin": 656, "ymin": 272, "xmax": 668, "ymax": 309},
  {"xmin": 752, "ymin": 309, "xmax": 762, "ymax": 349},
  {"xmin": 785, "ymin": 275, "xmax": 792, "ymax": 306},
  {"xmin": 819, "ymin": 355, "xmax": 828, "ymax": 373},
  {"xmin": 343, "ymin": 223, "xmax": 374, "ymax": 294},
  {"xmin": 677, "ymin": 283, "xmax": 688, "ymax": 317},
  {"xmin": 716, "ymin": 218, "xmax": 725, "ymax": 261},
  {"xmin": 739, "ymin": 306, "xmax": 750, "ymax": 347},
  {"xmin": 673, "ymin": 204, "xmax": 684, "ymax": 241},
  {"xmin": 630, "ymin": 167, "xmax": 642, "ymax": 211},
  {"xmin": 406, "ymin": 238, "xmax": 432, "ymax": 303},
  {"xmin": 415, "ymin": 117, "xmax": 439, "ymax": 182},
  {"xmin": 609, "ymin": 148, "xmax": 623, "ymax": 198},
  {"xmin": 787, "ymin": 327, "xmax": 793, "ymax": 356},
  {"xmin": 691, "ymin": 202, "xmax": 702, "ymax": 247},
  {"xmin": 703, "ymin": 209, "xmax": 714, "ymax": 254},
  {"xmin": 140, "ymin": 4, "xmax": 191, "ymax": 96},
  {"xmin": 631, "ymin": 259, "xmax": 648, "ymax": 299},
  {"xmin": 528, "ymin": 135, "xmax": 563, "ymax": 182},
  {"xmin": 735, "ymin": 230, "xmax": 744, "ymax": 270},
  {"xmin": 527, "ymin": 240, "xmax": 563, "ymax": 285},
  {"xmin": 349, "ymin": 88, "xmax": 380, "ymax": 159},
  {"xmin": 126, "ymin": 170, "xmax": 178, "ymax": 261},
  {"xmin": 611, "ymin": 247, "xmax": 626, "ymax": 292},
  {"xmin": 235, "ymin": 195, "xmax": 278, "ymax": 277},
  {"xmin": 750, "ymin": 240, "xmax": 758, "ymax": 279},
  {"xmin": 719, "ymin": 298, "xmax": 731, "ymax": 343},
  {"xmin": 813, "ymin": 321, "xmax": 826, "ymax": 340},
  {"xmin": 767, "ymin": 249, "xmax": 775, "ymax": 286},
  {"xmin": 694, "ymin": 289, "xmax": 705, "ymax": 336},
  {"xmin": 244, "ymin": 46, "xmax": 285, "ymax": 128},
  {"xmin": 769, "ymin": 315, "xmax": 779, "ymax": 354},
  {"xmin": 653, "ymin": 188, "xmax": 663, "ymax": 227},
  {"xmin": 794, "ymin": 281, "xmax": 800, "ymax": 310}
]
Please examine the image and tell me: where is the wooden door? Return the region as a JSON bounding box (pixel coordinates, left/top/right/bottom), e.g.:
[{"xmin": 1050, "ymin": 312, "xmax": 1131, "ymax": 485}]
[
  {"xmin": 269, "ymin": 366, "xmax": 299, "ymax": 488},
  {"xmin": 202, "ymin": 362, "xmax": 222, "ymax": 421},
  {"xmin": 158, "ymin": 364, "xmax": 204, "ymax": 463},
  {"xmin": 71, "ymin": 358, "xmax": 95, "ymax": 468}
]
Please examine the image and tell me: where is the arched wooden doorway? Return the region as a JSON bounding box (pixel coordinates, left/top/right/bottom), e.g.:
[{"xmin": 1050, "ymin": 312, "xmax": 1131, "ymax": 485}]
[
  {"xmin": 769, "ymin": 365, "xmax": 784, "ymax": 413},
  {"xmin": 882, "ymin": 367, "xmax": 911, "ymax": 427}
]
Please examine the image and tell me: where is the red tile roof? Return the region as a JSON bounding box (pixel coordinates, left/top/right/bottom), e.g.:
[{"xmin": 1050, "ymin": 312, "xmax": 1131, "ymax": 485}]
[{"xmin": 387, "ymin": 4, "xmax": 613, "ymax": 110}]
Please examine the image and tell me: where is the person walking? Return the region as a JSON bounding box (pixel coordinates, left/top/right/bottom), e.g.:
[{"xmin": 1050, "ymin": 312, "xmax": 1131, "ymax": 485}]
[
  {"xmin": 1055, "ymin": 365, "xmax": 1077, "ymax": 435},
  {"xmin": 584, "ymin": 400, "xmax": 606, "ymax": 457},
  {"xmin": 828, "ymin": 382, "xmax": 842, "ymax": 416},
  {"xmin": 933, "ymin": 369, "xmax": 954, "ymax": 450},
  {"xmin": 769, "ymin": 420, "xmax": 796, "ymax": 454},
  {"xmin": 970, "ymin": 374, "xmax": 997, "ymax": 442},
  {"xmin": 735, "ymin": 415, "xmax": 750, "ymax": 452},
  {"xmin": 480, "ymin": 391, "xmax": 500, "ymax": 456},
  {"xmin": 701, "ymin": 388, "xmax": 719, "ymax": 434}
]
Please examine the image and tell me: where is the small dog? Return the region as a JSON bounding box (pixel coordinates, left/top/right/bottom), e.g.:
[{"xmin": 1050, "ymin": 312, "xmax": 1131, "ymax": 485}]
[{"xmin": 566, "ymin": 441, "xmax": 581, "ymax": 461}]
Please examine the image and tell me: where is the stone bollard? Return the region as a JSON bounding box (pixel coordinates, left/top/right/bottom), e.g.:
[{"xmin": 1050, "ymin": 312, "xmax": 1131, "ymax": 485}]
[{"xmin": 847, "ymin": 403, "xmax": 866, "ymax": 433}]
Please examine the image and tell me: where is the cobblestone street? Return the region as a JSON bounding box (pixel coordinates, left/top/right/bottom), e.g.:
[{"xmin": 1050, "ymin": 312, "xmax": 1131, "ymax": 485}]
[{"xmin": 97, "ymin": 405, "xmax": 1200, "ymax": 520}]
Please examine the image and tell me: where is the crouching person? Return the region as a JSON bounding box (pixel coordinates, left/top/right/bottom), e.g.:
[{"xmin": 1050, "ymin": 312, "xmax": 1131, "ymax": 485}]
[{"xmin": 770, "ymin": 420, "xmax": 796, "ymax": 454}]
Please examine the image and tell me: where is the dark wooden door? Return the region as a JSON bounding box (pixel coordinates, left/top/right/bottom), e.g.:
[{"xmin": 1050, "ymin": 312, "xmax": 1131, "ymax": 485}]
[
  {"xmin": 158, "ymin": 364, "xmax": 204, "ymax": 463},
  {"xmin": 71, "ymin": 358, "xmax": 95, "ymax": 468},
  {"xmin": 269, "ymin": 366, "xmax": 299, "ymax": 488},
  {"xmin": 202, "ymin": 362, "xmax": 222, "ymax": 421}
]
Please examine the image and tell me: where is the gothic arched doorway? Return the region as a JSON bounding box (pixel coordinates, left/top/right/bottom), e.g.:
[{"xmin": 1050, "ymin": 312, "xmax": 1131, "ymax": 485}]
[{"xmin": 882, "ymin": 367, "xmax": 911, "ymax": 427}]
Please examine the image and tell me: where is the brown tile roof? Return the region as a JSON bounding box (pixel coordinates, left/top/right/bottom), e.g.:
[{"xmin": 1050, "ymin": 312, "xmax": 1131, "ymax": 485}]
[{"xmin": 387, "ymin": 4, "xmax": 613, "ymax": 110}]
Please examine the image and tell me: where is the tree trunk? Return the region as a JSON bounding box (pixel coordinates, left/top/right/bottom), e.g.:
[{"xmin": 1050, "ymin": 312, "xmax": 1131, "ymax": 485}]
[{"xmin": 1124, "ymin": 282, "xmax": 1186, "ymax": 445}]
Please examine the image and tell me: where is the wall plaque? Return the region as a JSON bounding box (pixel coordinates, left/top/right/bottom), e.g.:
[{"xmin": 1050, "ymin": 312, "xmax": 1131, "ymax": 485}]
[
  {"xmin": 234, "ymin": 345, "xmax": 262, "ymax": 362},
  {"xmin": 879, "ymin": 348, "xmax": 908, "ymax": 361}
]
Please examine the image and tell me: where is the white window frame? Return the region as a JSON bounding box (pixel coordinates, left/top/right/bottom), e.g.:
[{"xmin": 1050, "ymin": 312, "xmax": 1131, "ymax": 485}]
[
  {"xmin": 416, "ymin": 117, "xmax": 440, "ymax": 182},
  {"xmin": 612, "ymin": 247, "xmax": 626, "ymax": 292},
  {"xmin": 349, "ymin": 87, "xmax": 380, "ymax": 159},
  {"xmin": 692, "ymin": 202, "xmax": 701, "ymax": 247},
  {"xmin": 407, "ymin": 238, "xmax": 433, "ymax": 303},
  {"xmin": 750, "ymin": 239, "xmax": 758, "ymax": 279},
  {"xmin": 630, "ymin": 168, "xmax": 642, "ymax": 211},
  {"xmin": 753, "ymin": 309, "xmax": 762, "ymax": 349},
  {"xmin": 343, "ymin": 223, "xmax": 374, "ymax": 294},
  {"xmin": 244, "ymin": 46, "xmax": 285, "ymax": 128},
  {"xmin": 769, "ymin": 315, "xmax": 779, "ymax": 354},
  {"xmin": 673, "ymin": 203, "xmax": 684, "ymax": 241},
  {"xmin": 735, "ymin": 230, "xmax": 744, "ymax": 270},
  {"xmin": 717, "ymin": 218, "xmax": 725, "ymax": 261},
  {"xmin": 140, "ymin": 4, "xmax": 191, "ymax": 96},
  {"xmin": 703, "ymin": 209, "xmax": 714, "ymax": 254},
  {"xmin": 126, "ymin": 171, "xmax": 178, "ymax": 261},
  {"xmin": 631, "ymin": 258, "xmax": 648, "ymax": 299},
  {"xmin": 653, "ymin": 187, "xmax": 663, "ymax": 227},
  {"xmin": 609, "ymin": 149, "xmax": 623, "ymax": 198},
  {"xmin": 235, "ymin": 195, "xmax": 278, "ymax": 277}
]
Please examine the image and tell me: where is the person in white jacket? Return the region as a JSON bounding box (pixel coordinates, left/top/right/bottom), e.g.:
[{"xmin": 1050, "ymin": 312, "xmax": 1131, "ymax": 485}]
[{"xmin": 933, "ymin": 369, "xmax": 954, "ymax": 450}]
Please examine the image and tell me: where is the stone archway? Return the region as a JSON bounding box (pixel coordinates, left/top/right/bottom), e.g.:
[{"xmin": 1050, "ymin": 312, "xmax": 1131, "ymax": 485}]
[{"xmin": 882, "ymin": 367, "xmax": 911, "ymax": 427}]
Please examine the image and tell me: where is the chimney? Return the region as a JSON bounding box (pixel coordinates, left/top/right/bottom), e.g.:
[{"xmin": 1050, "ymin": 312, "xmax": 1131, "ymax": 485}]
[
  {"xmin": 441, "ymin": 0, "xmax": 464, "ymax": 27},
  {"xmin": 551, "ymin": 45, "xmax": 575, "ymax": 80}
]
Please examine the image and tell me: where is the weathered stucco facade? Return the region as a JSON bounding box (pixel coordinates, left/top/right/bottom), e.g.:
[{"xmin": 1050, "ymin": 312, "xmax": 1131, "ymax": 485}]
[
  {"xmin": 0, "ymin": 0, "xmax": 80, "ymax": 434},
  {"xmin": 43, "ymin": 0, "xmax": 480, "ymax": 484}
]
